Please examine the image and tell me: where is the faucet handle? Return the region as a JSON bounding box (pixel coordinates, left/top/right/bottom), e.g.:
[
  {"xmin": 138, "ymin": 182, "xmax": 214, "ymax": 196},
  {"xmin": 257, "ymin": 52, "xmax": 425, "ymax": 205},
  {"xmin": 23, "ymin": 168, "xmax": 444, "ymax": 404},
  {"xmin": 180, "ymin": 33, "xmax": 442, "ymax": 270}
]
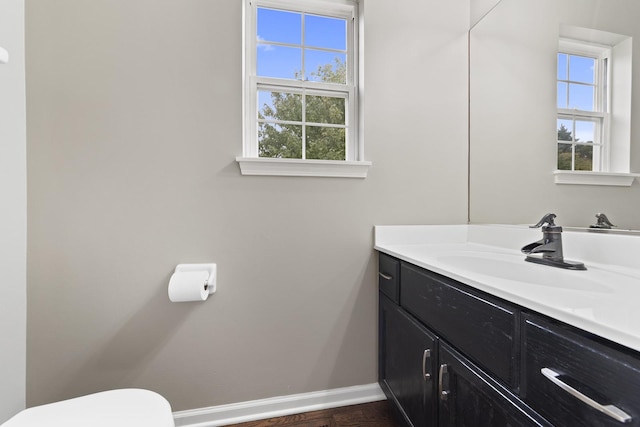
[
  {"xmin": 530, "ymin": 213, "xmax": 557, "ymax": 228},
  {"xmin": 592, "ymin": 213, "xmax": 616, "ymax": 229}
]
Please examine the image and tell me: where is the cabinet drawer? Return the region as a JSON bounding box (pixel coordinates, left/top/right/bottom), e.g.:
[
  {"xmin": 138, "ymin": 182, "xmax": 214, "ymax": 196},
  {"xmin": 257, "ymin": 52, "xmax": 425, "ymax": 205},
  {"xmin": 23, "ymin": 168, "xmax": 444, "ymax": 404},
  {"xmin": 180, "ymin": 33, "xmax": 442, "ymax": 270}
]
[
  {"xmin": 401, "ymin": 263, "xmax": 518, "ymax": 389},
  {"xmin": 523, "ymin": 314, "xmax": 640, "ymax": 426},
  {"xmin": 378, "ymin": 253, "xmax": 399, "ymax": 303}
]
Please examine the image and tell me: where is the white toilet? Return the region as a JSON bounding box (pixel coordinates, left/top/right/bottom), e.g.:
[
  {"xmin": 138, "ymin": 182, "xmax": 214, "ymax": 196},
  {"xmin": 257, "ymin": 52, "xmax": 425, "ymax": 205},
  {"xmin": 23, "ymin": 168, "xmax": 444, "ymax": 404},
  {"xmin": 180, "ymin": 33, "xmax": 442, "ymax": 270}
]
[{"xmin": 2, "ymin": 389, "xmax": 175, "ymax": 427}]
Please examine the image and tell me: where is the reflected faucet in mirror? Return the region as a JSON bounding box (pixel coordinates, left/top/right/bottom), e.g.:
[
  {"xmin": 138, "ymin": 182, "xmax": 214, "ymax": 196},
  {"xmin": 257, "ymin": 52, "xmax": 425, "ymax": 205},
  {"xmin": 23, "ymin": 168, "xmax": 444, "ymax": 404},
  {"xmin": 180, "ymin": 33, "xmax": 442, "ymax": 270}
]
[
  {"xmin": 521, "ymin": 213, "xmax": 587, "ymax": 271},
  {"xmin": 590, "ymin": 213, "xmax": 616, "ymax": 230}
]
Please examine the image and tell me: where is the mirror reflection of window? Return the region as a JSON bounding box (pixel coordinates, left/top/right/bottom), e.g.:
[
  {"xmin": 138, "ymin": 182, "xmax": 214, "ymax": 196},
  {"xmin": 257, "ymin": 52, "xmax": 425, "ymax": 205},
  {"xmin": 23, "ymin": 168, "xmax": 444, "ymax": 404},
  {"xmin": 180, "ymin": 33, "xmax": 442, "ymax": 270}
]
[{"xmin": 556, "ymin": 42, "xmax": 608, "ymax": 172}]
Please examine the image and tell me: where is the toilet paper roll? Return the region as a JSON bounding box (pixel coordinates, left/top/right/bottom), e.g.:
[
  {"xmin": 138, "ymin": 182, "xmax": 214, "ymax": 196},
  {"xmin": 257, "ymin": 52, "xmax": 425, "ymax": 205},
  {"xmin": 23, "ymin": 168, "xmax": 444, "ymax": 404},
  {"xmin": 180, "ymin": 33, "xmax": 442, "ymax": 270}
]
[{"xmin": 168, "ymin": 270, "xmax": 210, "ymax": 302}]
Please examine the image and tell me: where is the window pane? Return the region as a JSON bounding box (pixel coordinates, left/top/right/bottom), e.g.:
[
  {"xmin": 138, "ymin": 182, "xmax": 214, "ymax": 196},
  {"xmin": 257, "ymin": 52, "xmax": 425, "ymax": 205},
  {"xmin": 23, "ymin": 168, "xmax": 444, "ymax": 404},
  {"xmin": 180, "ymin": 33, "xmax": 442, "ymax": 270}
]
[
  {"xmin": 568, "ymin": 83, "xmax": 594, "ymax": 111},
  {"xmin": 258, "ymin": 90, "xmax": 302, "ymax": 122},
  {"xmin": 575, "ymin": 120, "xmax": 595, "ymax": 144},
  {"xmin": 305, "ymin": 51, "xmax": 346, "ymax": 83},
  {"xmin": 258, "ymin": 90, "xmax": 274, "ymax": 119},
  {"xmin": 258, "ymin": 123, "xmax": 302, "ymax": 158},
  {"xmin": 574, "ymin": 144, "xmax": 593, "ymax": 171},
  {"xmin": 557, "ymin": 53, "xmax": 568, "ymax": 80},
  {"xmin": 557, "ymin": 143, "xmax": 573, "ymax": 170},
  {"xmin": 557, "ymin": 82, "xmax": 568, "ymax": 108},
  {"xmin": 305, "ymin": 126, "xmax": 346, "ymax": 160},
  {"xmin": 569, "ymin": 55, "xmax": 595, "ymax": 84},
  {"xmin": 257, "ymin": 8, "xmax": 301, "ymax": 45},
  {"xmin": 557, "ymin": 119, "xmax": 574, "ymax": 141},
  {"xmin": 306, "ymin": 95, "xmax": 345, "ymax": 125},
  {"xmin": 257, "ymin": 45, "xmax": 302, "ymax": 79},
  {"xmin": 305, "ymin": 14, "xmax": 346, "ymax": 50}
]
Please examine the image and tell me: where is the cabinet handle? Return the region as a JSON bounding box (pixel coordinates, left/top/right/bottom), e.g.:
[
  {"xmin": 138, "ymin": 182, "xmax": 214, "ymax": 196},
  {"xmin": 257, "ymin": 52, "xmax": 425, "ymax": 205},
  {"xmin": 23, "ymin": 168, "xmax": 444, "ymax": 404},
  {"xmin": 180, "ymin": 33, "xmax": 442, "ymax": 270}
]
[
  {"xmin": 422, "ymin": 349, "xmax": 431, "ymax": 381},
  {"xmin": 439, "ymin": 363, "xmax": 450, "ymax": 401},
  {"xmin": 541, "ymin": 368, "xmax": 632, "ymax": 423},
  {"xmin": 378, "ymin": 272, "xmax": 392, "ymax": 280}
]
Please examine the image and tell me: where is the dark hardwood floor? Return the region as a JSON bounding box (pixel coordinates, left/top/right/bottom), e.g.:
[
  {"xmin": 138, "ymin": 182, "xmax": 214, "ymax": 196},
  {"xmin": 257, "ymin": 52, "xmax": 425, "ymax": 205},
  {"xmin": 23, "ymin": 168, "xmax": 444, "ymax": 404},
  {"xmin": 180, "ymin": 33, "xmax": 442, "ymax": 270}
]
[{"xmin": 224, "ymin": 400, "xmax": 401, "ymax": 427}]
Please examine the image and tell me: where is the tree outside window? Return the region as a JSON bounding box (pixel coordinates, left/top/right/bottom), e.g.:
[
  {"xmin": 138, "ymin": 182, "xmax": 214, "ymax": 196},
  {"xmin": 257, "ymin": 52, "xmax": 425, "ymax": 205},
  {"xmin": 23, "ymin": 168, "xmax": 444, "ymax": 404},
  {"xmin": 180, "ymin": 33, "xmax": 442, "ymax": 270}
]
[{"xmin": 258, "ymin": 59, "xmax": 347, "ymax": 160}]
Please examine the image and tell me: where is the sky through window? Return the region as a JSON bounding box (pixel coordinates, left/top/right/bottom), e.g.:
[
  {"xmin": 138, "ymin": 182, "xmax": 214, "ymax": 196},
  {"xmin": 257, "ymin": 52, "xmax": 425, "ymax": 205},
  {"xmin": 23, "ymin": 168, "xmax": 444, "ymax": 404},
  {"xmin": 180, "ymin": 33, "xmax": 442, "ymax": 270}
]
[{"xmin": 257, "ymin": 7, "xmax": 347, "ymax": 82}]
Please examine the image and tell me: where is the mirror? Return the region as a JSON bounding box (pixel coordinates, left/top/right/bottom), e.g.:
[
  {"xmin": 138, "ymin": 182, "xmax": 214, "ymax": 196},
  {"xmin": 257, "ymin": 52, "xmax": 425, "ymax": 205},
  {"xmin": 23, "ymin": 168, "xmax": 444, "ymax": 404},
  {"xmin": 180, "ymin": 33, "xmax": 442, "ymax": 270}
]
[{"xmin": 469, "ymin": 0, "xmax": 640, "ymax": 230}]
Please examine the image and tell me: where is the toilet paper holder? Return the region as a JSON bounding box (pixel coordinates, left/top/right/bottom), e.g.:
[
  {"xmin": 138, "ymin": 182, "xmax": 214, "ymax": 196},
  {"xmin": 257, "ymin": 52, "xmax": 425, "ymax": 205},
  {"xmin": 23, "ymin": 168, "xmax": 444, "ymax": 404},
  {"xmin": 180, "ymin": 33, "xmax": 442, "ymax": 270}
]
[{"xmin": 173, "ymin": 263, "xmax": 217, "ymax": 294}]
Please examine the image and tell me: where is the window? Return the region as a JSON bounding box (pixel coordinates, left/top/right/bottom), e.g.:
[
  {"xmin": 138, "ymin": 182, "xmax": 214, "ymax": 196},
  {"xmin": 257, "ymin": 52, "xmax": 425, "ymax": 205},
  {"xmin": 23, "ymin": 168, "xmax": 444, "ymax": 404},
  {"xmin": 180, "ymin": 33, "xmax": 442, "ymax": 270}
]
[
  {"xmin": 556, "ymin": 40, "xmax": 609, "ymax": 172},
  {"xmin": 554, "ymin": 29, "xmax": 638, "ymax": 186},
  {"xmin": 239, "ymin": 0, "xmax": 370, "ymax": 178}
]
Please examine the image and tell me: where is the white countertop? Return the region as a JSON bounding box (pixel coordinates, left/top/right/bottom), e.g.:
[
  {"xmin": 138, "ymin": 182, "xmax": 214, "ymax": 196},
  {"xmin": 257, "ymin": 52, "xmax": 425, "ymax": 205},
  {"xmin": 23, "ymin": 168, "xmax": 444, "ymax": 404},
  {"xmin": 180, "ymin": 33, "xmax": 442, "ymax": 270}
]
[{"xmin": 374, "ymin": 224, "xmax": 640, "ymax": 353}]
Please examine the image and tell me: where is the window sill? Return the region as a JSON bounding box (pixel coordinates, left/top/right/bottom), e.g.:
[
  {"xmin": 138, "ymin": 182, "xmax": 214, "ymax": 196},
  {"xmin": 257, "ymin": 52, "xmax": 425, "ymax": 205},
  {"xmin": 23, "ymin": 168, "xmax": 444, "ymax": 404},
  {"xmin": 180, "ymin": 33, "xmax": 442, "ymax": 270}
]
[
  {"xmin": 236, "ymin": 157, "xmax": 372, "ymax": 178},
  {"xmin": 554, "ymin": 171, "xmax": 640, "ymax": 187}
]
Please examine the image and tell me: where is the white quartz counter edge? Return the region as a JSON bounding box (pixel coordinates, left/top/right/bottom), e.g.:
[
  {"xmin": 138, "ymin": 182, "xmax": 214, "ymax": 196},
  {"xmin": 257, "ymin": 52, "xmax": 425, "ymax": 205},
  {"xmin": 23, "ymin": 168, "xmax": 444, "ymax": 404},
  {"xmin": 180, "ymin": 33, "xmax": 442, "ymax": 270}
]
[{"xmin": 375, "ymin": 225, "xmax": 640, "ymax": 353}]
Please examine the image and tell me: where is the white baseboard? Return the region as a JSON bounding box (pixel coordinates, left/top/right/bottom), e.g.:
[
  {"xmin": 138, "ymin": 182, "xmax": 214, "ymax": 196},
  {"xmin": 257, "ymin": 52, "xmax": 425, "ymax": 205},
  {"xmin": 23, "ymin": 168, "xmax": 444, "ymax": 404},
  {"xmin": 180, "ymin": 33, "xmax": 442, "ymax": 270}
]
[{"xmin": 173, "ymin": 383, "xmax": 386, "ymax": 427}]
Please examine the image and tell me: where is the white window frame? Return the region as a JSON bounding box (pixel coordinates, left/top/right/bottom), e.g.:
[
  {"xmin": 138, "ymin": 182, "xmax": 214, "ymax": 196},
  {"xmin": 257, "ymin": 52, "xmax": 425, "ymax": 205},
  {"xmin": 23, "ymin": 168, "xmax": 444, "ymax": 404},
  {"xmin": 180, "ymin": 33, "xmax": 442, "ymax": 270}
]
[
  {"xmin": 238, "ymin": 0, "xmax": 370, "ymax": 178},
  {"xmin": 556, "ymin": 39, "xmax": 610, "ymax": 173},
  {"xmin": 554, "ymin": 30, "xmax": 640, "ymax": 186}
]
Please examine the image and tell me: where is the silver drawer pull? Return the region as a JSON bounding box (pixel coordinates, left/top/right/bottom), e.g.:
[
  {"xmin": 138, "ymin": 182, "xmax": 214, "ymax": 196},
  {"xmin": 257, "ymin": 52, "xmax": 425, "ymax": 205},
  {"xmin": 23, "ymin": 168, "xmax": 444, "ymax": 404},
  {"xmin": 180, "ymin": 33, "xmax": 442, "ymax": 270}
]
[
  {"xmin": 439, "ymin": 364, "xmax": 450, "ymax": 401},
  {"xmin": 378, "ymin": 272, "xmax": 392, "ymax": 280},
  {"xmin": 422, "ymin": 349, "xmax": 431, "ymax": 381},
  {"xmin": 541, "ymin": 368, "xmax": 632, "ymax": 423}
]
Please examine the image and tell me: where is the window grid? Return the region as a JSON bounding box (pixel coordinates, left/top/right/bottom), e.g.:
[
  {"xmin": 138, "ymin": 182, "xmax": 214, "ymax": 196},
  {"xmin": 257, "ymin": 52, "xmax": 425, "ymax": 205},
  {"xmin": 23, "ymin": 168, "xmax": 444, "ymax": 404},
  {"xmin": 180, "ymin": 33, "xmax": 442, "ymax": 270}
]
[
  {"xmin": 254, "ymin": 8, "xmax": 350, "ymax": 161},
  {"xmin": 255, "ymin": 13, "xmax": 348, "ymax": 82},
  {"xmin": 557, "ymin": 41, "xmax": 610, "ymax": 173},
  {"xmin": 557, "ymin": 114, "xmax": 603, "ymax": 171},
  {"xmin": 256, "ymin": 85, "xmax": 350, "ymax": 159},
  {"xmin": 245, "ymin": 0, "xmax": 358, "ymax": 162}
]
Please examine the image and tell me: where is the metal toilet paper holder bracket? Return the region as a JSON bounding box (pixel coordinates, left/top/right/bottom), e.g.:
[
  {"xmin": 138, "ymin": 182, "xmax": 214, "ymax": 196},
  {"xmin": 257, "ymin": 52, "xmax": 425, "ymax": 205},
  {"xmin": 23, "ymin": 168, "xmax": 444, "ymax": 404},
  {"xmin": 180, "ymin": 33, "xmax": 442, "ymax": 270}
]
[{"xmin": 174, "ymin": 263, "xmax": 217, "ymax": 294}]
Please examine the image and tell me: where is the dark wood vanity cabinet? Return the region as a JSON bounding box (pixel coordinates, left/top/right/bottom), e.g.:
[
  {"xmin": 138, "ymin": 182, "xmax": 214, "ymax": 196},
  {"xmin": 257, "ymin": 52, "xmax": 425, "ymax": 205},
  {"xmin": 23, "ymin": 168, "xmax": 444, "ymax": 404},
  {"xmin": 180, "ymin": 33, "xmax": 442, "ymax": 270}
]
[
  {"xmin": 378, "ymin": 252, "xmax": 640, "ymax": 427},
  {"xmin": 378, "ymin": 253, "xmax": 544, "ymax": 427}
]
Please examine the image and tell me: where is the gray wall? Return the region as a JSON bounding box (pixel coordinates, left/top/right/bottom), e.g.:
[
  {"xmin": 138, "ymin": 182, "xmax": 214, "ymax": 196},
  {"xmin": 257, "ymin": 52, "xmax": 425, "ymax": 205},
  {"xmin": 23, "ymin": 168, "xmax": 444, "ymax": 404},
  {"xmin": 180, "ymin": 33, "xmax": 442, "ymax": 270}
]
[
  {"xmin": 25, "ymin": 0, "xmax": 469, "ymax": 411},
  {"xmin": 0, "ymin": 0, "xmax": 27, "ymax": 422},
  {"xmin": 469, "ymin": 0, "xmax": 640, "ymax": 229}
]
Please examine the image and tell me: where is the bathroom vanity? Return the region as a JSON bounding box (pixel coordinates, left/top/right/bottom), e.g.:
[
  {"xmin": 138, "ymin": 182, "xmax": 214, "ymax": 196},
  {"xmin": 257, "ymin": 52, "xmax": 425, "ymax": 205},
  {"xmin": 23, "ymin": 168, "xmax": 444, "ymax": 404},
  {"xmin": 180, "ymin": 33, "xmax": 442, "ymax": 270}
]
[{"xmin": 375, "ymin": 225, "xmax": 640, "ymax": 427}]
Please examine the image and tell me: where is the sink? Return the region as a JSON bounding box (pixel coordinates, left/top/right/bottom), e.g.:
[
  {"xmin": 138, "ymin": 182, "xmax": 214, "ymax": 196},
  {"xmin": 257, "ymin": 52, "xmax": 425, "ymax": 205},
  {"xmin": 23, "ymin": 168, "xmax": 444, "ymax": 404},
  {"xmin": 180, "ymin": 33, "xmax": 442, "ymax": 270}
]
[
  {"xmin": 375, "ymin": 224, "xmax": 640, "ymax": 352},
  {"xmin": 435, "ymin": 252, "xmax": 613, "ymax": 293}
]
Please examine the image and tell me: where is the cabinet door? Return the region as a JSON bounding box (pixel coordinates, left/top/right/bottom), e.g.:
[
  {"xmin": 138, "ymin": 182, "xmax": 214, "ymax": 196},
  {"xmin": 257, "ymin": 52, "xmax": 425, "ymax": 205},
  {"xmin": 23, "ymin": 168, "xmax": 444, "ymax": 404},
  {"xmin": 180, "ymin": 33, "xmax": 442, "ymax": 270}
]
[
  {"xmin": 379, "ymin": 294, "xmax": 437, "ymax": 427},
  {"xmin": 438, "ymin": 343, "xmax": 549, "ymax": 427}
]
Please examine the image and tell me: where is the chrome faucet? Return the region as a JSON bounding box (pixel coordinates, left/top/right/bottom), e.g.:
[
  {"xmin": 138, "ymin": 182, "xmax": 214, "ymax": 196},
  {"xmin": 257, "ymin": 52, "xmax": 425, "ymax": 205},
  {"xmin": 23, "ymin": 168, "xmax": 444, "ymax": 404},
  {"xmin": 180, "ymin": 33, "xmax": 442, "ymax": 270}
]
[
  {"xmin": 590, "ymin": 213, "xmax": 616, "ymax": 230},
  {"xmin": 521, "ymin": 213, "xmax": 586, "ymax": 270}
]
